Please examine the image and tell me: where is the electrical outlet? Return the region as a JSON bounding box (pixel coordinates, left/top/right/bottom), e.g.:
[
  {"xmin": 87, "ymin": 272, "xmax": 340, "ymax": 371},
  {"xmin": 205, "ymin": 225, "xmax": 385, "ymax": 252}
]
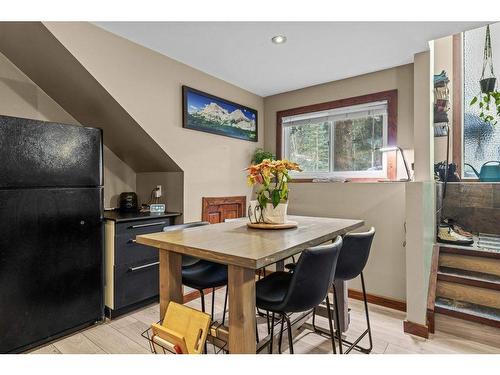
[{"xmin": 155, "ymin": 185, "xmax": 162, "ymax": 198}]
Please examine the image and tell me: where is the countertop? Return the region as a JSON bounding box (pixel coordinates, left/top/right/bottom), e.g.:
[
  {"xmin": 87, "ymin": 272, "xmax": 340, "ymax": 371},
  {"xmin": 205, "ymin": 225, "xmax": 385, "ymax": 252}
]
[{"xmin": 104, "ymin": 210, "xmax": 182, "ymax": 223}]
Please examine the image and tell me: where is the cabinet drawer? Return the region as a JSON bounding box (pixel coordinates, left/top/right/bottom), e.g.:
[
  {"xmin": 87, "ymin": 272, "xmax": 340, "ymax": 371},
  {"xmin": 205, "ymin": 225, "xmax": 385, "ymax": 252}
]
[
  {"xmin": 115, "ymin": 234, "xmax": 158, "ymax": 266},
  {"xmin": 114, "ymin": 260, "xmax": 159, "ymax": 310},
  {"xmin": 116, "ymin": 218, "xmax": 173, "ymax": 236}
]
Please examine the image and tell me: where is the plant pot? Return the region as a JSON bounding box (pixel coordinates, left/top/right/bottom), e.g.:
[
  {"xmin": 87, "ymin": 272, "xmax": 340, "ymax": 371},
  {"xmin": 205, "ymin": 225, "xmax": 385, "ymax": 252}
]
[
  {"xmin": 249, "ymin": 200, "xmax": 288, "ymax": 224},
  {"xmin": 480, "ymin": 77, "xmax": 496, "ymax": 93}
]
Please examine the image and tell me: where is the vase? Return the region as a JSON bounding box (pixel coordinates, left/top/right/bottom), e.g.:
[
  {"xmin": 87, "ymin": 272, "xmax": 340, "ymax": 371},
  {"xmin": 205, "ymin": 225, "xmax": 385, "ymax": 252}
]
[
  {"xmin": 480, "ymin": 77, "xmax": 496, "ymax": 94},
  {"xmin": 249, "ymin": 200, "xmax": 288, "ymax": 224}
]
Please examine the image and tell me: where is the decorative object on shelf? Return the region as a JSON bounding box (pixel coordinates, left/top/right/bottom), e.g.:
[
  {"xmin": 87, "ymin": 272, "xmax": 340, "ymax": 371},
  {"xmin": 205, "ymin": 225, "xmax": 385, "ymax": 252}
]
[
  {"xmin": 464, "ymin": 160, "xmax": 500, "ymax": 182},
  {"xmin": 433, "ymin": 70, "xmax": 450, "ymax": 137},
  {"xmin": 379, "ymin": 146, "xmax": 412, "ymax": 181},
  {"xmin": 182, "ymin": 86, "xmax": 258, "ymax": 142},
  {"xmin": 252, "ymin": 148, "xmax": 275, "ymax": 164},
  {"xmin": 246, "ymin": 159, "xmax": 302, "ymax": 224},
  {"xmin": 470, "ymin": 25, "xmax": 500, "ymax": 126}
]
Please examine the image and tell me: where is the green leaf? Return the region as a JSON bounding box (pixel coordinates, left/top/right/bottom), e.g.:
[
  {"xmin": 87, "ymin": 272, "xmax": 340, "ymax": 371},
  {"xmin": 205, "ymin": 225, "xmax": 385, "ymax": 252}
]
[
  {"xmin": 257, "ymin": 192, "xmax": 268, "ymax": 208},
  {"xmin": 470, "ymin": 96, "xmax": 478, "ymax": 105},
  {"xmin": 271, "ymin": 189, "xmax": 281, "ymax": 208},
  {"xmin": 480, "ymin": 101, "xmax": 484, "ymax": 108}
]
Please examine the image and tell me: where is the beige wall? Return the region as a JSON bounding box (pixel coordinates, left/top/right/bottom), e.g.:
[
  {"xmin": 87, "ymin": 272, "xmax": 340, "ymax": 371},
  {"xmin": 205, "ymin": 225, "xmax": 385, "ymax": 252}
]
[
  {"xmin": 289, "ymin": 183, "xmax": 407, "ymax": 300},
  {"xmin": 433, "ymin": 36, "xmax": 454, "ymax": 162},
  {"xmin": 104, "ymin": 147, "xmax": 136, "ymax": 208},
  {"xmin": 136, "ymin": 172, "xmax": 184, "ymax": 219},
  {"xmin": 0, "ymin": 50, "xmax": 136, "ymax": 208},
  {"xmin": 263, "ymin": 65, "xmax": 415, "ymax": 301},
  {"xmin": 264, "ymin": 64, "xmax": 415, "ymax": 153},
  {"xmin": 44, "ymin": 22, "xmax": 264, "ymax": 222}
]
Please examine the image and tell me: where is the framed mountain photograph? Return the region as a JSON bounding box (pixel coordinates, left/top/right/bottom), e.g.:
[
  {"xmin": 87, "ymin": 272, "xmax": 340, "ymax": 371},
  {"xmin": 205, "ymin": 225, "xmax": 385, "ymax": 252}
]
[{"xmin": 182, "ymin": 86, "xmax": 258, "ymax": 142}]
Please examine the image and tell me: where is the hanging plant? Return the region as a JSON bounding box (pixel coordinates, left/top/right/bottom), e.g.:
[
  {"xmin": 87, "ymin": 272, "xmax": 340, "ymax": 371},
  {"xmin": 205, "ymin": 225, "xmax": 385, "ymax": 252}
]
[{"xmin": 470, "ymin": 25, "xmax": 500, "ymax": 125}]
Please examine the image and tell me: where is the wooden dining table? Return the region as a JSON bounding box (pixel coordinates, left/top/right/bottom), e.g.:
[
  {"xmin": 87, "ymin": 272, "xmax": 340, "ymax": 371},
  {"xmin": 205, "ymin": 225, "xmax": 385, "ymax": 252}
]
[{"xmin": 136, "ymin": 215, "xmax": 364, "ymax": 354}]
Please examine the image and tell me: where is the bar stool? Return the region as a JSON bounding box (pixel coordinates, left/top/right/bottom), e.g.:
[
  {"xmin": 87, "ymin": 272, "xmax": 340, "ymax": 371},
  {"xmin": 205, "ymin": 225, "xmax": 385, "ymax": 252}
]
[
  {"xmin": 256, "ymin": 236, "xmax": 343, "ymax": 354},
  {"xmin": 330, "ymin": 227, "xmax": 375, "ymax": 354},
  {"xmin": 163, "ymin": 222, "xmax": 229, "ymax": 324}
]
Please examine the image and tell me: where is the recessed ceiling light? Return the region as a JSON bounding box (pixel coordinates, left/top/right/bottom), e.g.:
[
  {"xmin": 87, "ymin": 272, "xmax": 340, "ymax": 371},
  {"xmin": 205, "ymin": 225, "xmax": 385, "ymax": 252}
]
[{"xmin": 271, "ymin": 35, "xmax": 287, "ymax": 45}]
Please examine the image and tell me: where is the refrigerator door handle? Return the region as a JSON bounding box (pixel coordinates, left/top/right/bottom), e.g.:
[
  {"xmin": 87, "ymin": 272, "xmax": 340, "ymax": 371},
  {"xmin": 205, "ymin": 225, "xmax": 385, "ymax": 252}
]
[
  {"xmin": 128, "ymin": 261, "xmax": 160, "ymax": 272},
  {"xmin": 128, "ymin": 221, "xmax": 167, "ymax": 229}
]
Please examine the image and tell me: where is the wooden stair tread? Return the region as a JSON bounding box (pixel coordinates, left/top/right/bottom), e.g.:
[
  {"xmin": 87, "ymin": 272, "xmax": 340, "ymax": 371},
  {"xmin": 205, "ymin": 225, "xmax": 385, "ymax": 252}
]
[
  {"xmin": 435, "ymin": 297, "xmax": 500, "ymax": 328},
  {"xmin": 439, "ymin": 243, "xmax": 500, "ymax": 260},
  {"xmin": 438, "ymin": 266, "xmax": 500, "ymax": 290}
]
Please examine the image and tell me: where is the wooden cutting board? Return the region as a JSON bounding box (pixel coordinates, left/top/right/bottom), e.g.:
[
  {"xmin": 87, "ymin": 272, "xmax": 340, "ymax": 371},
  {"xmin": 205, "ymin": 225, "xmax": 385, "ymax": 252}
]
[{"xmin": 246, "ymin": 221, "xmax": 298, "ymax": 230}]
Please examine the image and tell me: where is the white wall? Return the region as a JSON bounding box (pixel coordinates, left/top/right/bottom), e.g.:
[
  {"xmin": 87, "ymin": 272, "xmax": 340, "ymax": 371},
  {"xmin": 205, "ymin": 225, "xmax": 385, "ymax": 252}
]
[
  {"xmin": 0, "ymin": 50, "xmax": 136, "ymax": 208},
  {"xmin": 405, "ymin": 49, "xmax": 435, "ymax": 326}
]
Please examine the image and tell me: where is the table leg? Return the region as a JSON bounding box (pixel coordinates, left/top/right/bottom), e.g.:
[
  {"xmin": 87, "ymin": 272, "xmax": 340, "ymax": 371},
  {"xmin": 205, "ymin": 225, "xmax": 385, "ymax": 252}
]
[
  {"xmin": 334, "ymin": 279, "xmax": 349, "ymax": 332},
  {"xmin": 275, "ymin": 260, "xmax": 285, "ymax": 272},
  {"xmin": 159, "ymin": 249, "xmax": 183, "ymax": 320},
  {"xmin": 228, "ymin": 264, "xmax": 256, "ymax": 353}
]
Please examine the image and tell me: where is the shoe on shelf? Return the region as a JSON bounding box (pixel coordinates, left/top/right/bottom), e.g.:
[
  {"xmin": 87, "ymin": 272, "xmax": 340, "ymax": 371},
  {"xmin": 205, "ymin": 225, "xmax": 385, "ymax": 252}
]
[
  {"xmin": 442, "ymin": 218, "xmax": 474, "ymax": 238},
  {"xmin": 437, "ymin": 224, "xmax": 474, "ymax": 246}
]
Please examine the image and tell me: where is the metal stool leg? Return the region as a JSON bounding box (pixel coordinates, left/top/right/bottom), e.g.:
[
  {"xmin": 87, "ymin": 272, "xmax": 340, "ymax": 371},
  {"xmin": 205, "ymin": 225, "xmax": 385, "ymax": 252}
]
[
  {"xmin": 200, "ymin": 289, "xmax": 206, "ymax": 313},
  {"xmin": 360, "ymin": 272, "xmax": 373, "ymax": 352},
  {"xmin": 222, "ymin": 286, "xmax": 228, "ymax": 325},
  {"xmin": 325, "ymin": 294, "xmax": 337, "ymax": 354},
  {"xmin": 284, "ymin": 314, "xmax": 294, "ymax": 354},
  {"xmin": 278, "ymin": 314, "xmax": 285, "ymax": 354},
  {"xmin": 332, "ymin": 275, "xmax": 373, "ymax": 354},
  {"xmin": 211, "ymin": 287, "xmax": 216, "ymax": 320},
  {"xmin": 332, "ymin": 284, "xmax": 343, "ymax": 354},
  {"xmin": 269, "ymin": 313, "xmax": 275, "ymax": 354}
]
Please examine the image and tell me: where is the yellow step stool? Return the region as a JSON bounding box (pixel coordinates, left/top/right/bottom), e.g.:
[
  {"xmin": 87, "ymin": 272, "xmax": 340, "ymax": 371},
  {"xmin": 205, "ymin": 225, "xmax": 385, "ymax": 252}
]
[{"xmin": 149, "ymin": 302, "xmax": 211, "ymax": 354}]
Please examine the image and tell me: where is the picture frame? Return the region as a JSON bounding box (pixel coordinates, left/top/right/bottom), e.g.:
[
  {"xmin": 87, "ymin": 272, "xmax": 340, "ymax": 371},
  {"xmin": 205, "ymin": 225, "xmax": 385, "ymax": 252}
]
[{"xmin": 182, "ymin": 85, "xmax": 258, "ymax": 142}]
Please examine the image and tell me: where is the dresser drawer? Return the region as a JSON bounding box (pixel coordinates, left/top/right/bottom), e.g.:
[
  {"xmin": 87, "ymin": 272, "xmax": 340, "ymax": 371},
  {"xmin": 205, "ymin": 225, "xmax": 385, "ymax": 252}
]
[
  {"xmin": 115, "ymin": 218, "xmax": 173, "ymax": 236},
  {"xmin": 115, "ymin": 234, "xmax": 159, "ymax": 266},
  {"xmin": 113, "ymin": 259, "xmax": 159, "ymax": 310}
]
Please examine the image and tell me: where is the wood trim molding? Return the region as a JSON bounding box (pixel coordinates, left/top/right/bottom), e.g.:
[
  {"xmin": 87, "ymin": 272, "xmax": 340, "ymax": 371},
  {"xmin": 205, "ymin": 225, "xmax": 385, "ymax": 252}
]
[
  {"xmin": 276, "ymin": 90, "xmax": 398, "ymax": 180},
  {"xmin": 348, "ymin": 289, "xmax": 406, "ymax": 312},
  {"xmin": 426, "ymin": 245, "xmax": 440, "ymax": 334},
  {"xmin": 403, "ymin": 320, "xmax": 429, "ymax": 339},
  {"xmin": 452, "ymin": 33, "xmax": 463, "ymax": 176}
]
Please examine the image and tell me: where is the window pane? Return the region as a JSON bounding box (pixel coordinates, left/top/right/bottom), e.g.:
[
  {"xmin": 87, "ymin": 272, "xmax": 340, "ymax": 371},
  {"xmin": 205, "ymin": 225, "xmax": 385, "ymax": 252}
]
[
  {"xmin": 284, "ymin": 122, "xmax": 330, "ymax": 172},
  {"xmin": 333, "ymin": 116, "xmax": 384, "ymax": 172},
  {"xmin": 463, "ymin": 25, "xmax": 500, "ymax": 178}
]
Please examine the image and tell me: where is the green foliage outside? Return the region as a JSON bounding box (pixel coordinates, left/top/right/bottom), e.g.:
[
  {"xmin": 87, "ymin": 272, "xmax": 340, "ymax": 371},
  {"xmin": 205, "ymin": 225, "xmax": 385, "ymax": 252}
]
[
  {"xmin": 285, "ymin": 116, "xmax": 383, "ymax": 173},
  {"xmin": 187, "ymin": 113, "xmax": 256, "ymax": 140}
]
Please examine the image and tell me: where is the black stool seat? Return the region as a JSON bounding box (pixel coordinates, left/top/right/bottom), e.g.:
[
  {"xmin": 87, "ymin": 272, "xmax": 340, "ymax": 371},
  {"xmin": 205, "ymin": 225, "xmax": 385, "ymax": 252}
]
[
  {"xmin": 182, "ymin": 260, "xmax": 228, "ymax": 290},
  {"xmin": 256, "ymin": 271, "xmax": 292, "ymax": 311},
  {"xmin": 163, "ymin": 221, "xmax": 228, "ymax": 327},
  {"xmin": 256, "ymin": 237, "xmax": 343, "ymax": 354}
]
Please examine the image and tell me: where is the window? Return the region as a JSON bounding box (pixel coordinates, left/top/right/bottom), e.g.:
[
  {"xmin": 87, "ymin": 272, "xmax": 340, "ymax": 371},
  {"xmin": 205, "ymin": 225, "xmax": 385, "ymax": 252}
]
[
  {"xmin": 462, "ymin": 25, "xmax": 500, "ymax": 178},
  {"xmin": 277, "ymin": 91, "xmax": 397, "ymax": 180}
]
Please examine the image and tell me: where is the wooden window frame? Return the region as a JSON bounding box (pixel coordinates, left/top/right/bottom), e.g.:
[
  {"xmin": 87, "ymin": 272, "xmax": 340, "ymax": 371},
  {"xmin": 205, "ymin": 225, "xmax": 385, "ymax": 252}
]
[{"xmin": 276, "ymin": 89, "xmax": 398, "ymax": 182}]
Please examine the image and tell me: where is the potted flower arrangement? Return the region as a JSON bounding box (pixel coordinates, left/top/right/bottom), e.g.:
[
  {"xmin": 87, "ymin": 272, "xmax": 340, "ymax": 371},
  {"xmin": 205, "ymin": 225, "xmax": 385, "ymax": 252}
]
[{"xmin": 246, "ymin": 159, "xmax": 302, "ymax": 224}]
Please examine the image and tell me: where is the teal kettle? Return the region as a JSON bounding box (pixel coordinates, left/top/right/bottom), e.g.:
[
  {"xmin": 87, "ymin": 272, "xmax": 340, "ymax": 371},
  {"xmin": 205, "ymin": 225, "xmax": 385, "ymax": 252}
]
[{"xmin": 465, "ymin": 161, "xmax": 500, "ymax": 182}]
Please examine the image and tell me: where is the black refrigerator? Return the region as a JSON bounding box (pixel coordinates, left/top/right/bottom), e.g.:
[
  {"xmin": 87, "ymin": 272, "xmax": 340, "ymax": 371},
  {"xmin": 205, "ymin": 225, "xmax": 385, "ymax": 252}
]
[{"xmin": 0, "ymin": 115, "xmax": 104, "ymax": 353}]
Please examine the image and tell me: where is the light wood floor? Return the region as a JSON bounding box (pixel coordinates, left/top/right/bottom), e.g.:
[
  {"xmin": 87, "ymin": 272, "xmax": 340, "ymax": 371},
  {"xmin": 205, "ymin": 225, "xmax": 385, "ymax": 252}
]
[{"xmin": 30, "ymin": 287, "xmax": 500, "ymax": 354}]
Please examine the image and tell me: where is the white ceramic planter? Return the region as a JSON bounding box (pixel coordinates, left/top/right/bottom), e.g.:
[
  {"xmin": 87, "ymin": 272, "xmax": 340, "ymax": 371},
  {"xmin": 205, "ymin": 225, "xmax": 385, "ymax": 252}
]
[{"xmin": 249, "ymin": 200, "xmax": 288, "ymax": 224}]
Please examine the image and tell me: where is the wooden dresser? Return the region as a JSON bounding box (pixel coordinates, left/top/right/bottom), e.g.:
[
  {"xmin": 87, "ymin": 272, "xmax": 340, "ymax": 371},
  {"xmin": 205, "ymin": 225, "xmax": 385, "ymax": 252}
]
[{"xmin": 104, "ymin": 210, "xmax": 181, "ymax": 318}]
